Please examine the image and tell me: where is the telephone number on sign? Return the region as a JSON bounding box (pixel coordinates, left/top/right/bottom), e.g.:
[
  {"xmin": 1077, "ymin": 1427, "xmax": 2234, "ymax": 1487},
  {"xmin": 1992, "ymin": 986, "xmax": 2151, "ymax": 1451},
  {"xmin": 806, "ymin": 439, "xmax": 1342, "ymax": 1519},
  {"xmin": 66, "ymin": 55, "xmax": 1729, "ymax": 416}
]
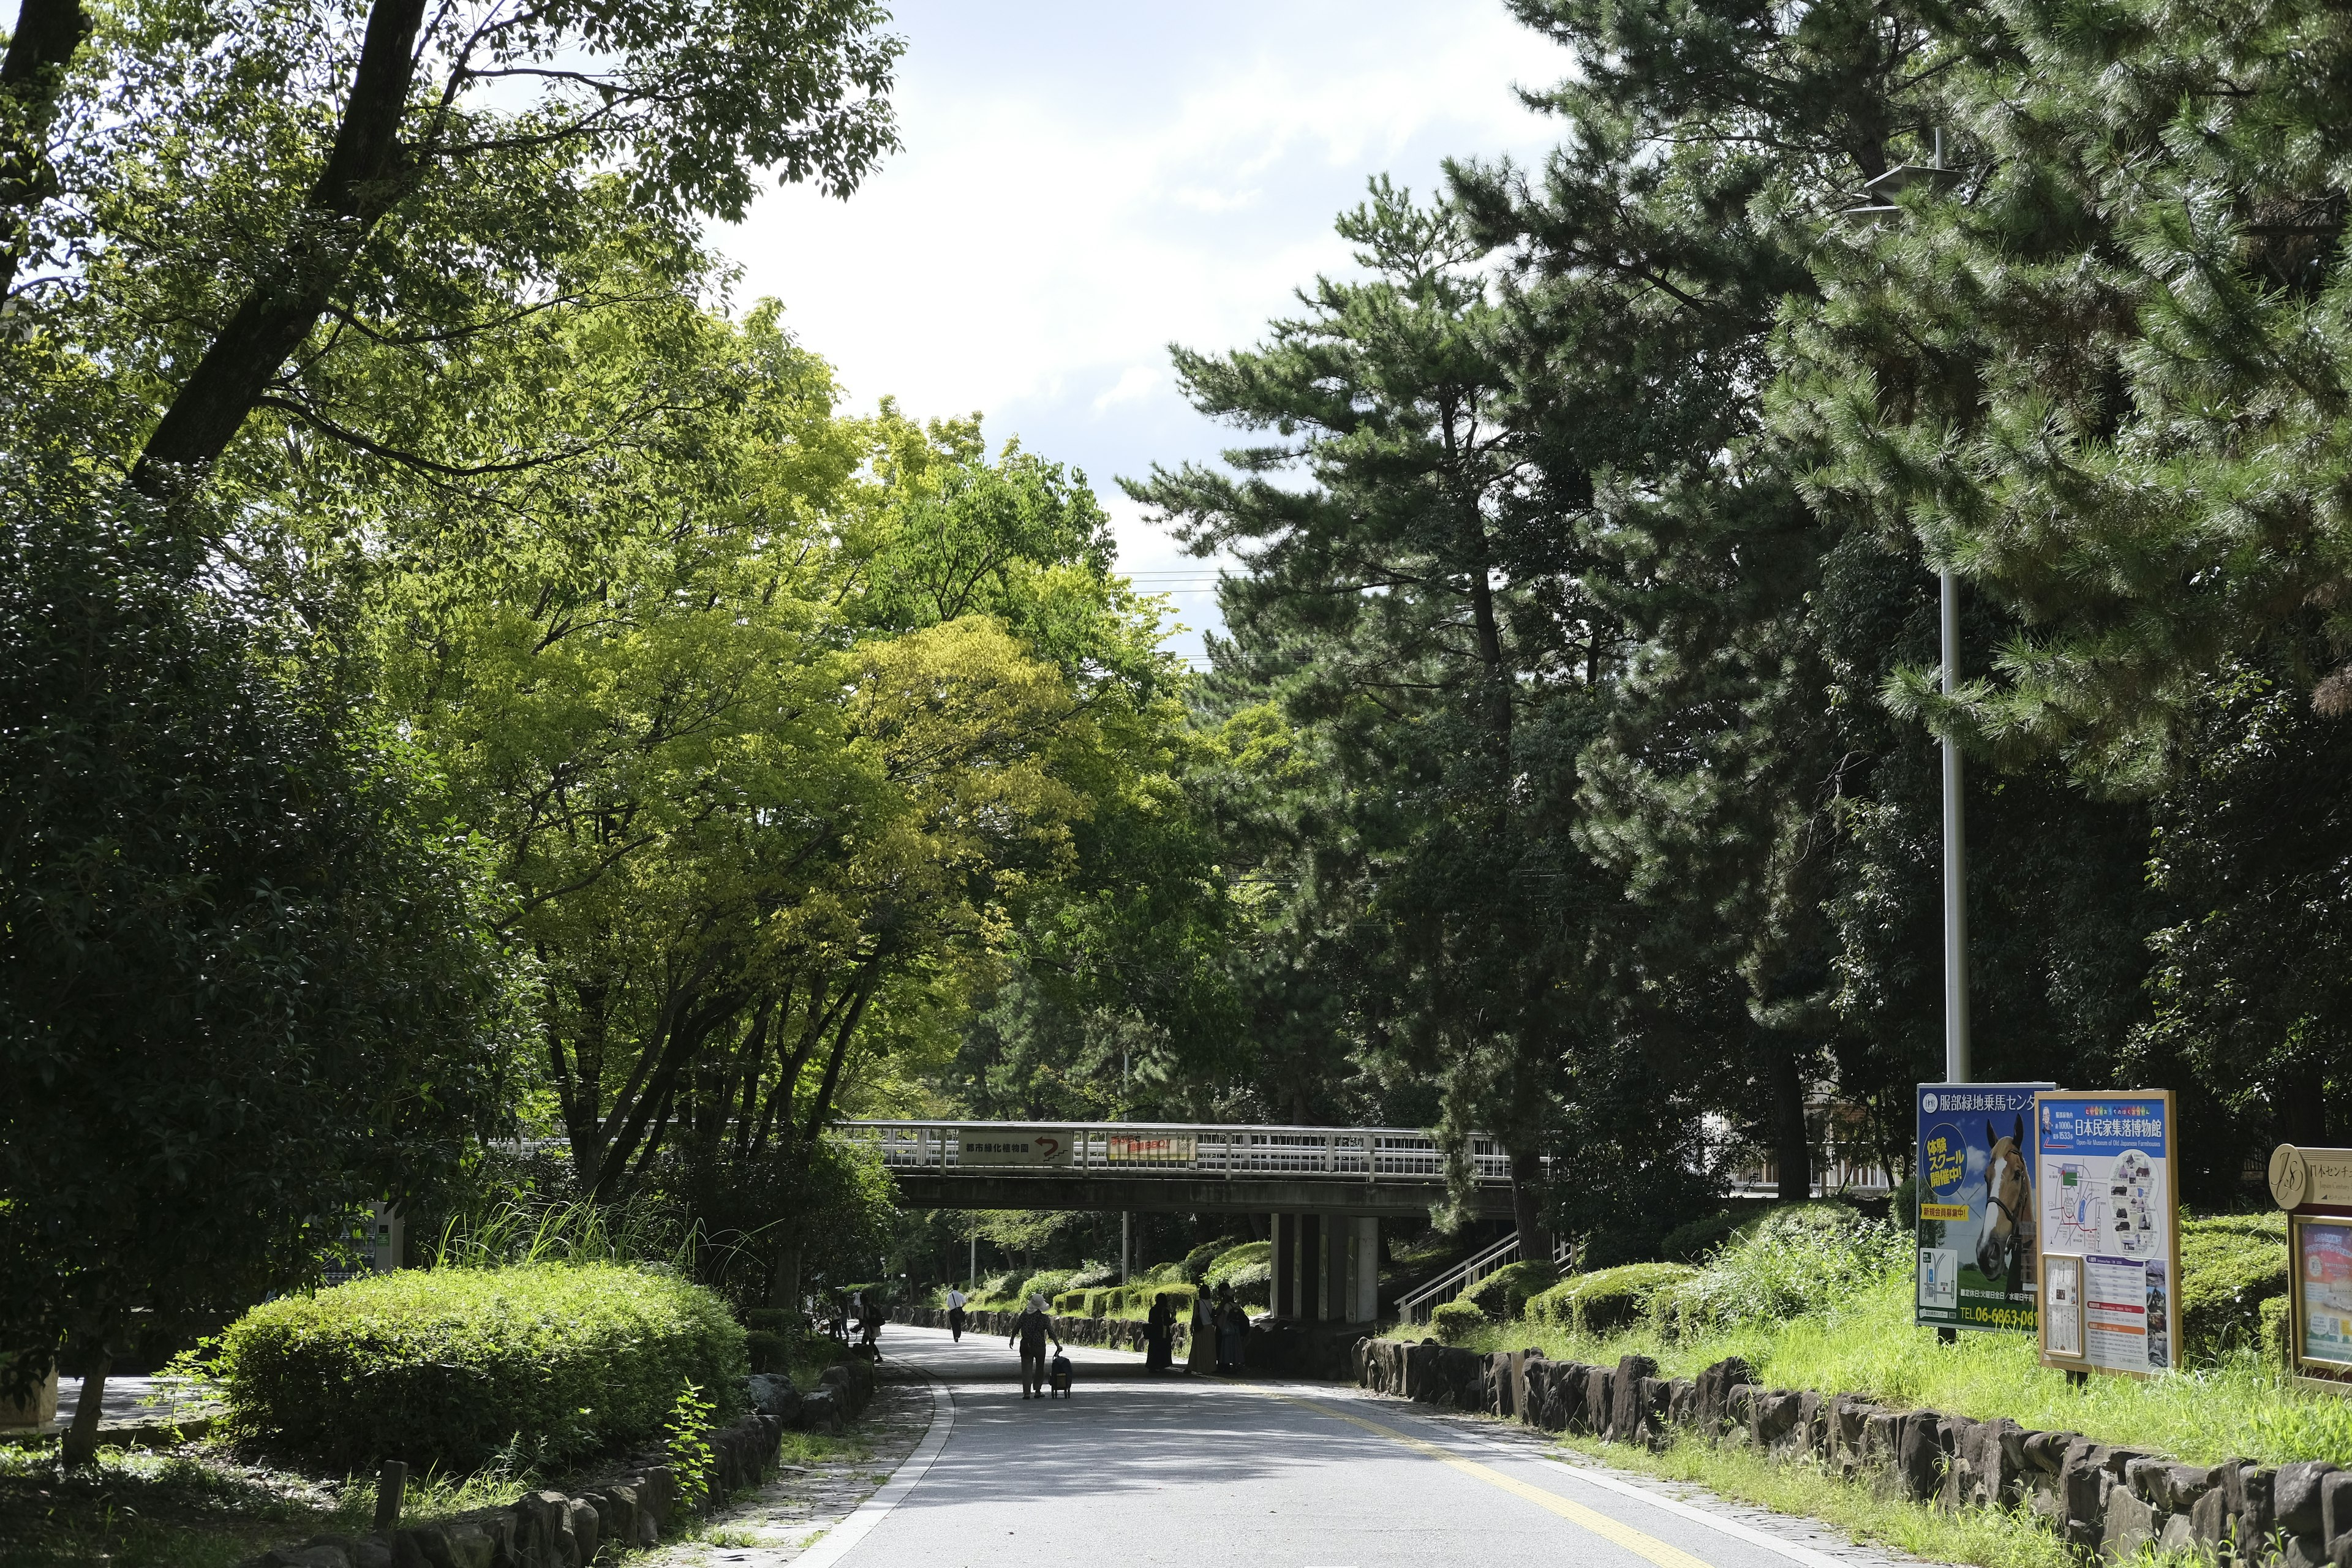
[{"xmin": 1961, "ymin": 1305, "xmax": 2035, "ymax": 1330}]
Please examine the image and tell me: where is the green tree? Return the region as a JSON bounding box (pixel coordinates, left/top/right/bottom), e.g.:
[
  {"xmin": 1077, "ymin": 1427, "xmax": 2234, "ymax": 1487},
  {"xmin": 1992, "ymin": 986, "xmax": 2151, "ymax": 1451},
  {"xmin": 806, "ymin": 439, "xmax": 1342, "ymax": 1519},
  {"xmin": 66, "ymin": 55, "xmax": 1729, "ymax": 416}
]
[{"xmin": 0, "ymin": 475, "xmax": 522, "ymax": 1464}]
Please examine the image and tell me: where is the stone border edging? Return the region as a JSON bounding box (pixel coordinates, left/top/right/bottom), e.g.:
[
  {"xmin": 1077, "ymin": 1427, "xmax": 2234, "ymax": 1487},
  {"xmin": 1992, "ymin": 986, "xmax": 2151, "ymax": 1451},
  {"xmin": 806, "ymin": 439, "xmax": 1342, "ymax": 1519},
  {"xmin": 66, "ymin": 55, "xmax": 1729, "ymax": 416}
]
[{"xmin": 1355, "ymin": 1339, "xmax": 2347, "ymax": 1566}]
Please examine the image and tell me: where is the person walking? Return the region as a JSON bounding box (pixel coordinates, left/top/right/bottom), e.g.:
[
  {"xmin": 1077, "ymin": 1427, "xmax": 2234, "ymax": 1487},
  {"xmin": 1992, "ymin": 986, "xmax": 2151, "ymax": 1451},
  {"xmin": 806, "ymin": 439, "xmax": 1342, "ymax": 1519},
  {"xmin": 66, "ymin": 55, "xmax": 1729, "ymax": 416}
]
[
  {"xmin": 1145, "ymin": 1292, "xmax": 1174, "ymax": 1373},
  {"xmin": 946, "ymin": 1284, "xmax": 969, "ymax": 1342},
  {"xmin": 1186, "ymin": 1287, "xmax": 1216, "ymax": 1376},
  {"xmin": 1009, "ymin": 1293, "xmax": 1061, "ymax": 1400}
]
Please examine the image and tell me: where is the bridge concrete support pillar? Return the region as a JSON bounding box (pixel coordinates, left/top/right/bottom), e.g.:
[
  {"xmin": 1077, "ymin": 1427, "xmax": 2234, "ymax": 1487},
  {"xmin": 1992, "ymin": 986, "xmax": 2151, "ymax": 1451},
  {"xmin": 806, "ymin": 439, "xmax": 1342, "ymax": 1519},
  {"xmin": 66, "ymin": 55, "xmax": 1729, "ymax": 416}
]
[
  {"xmin": 1321, "ymin": 1213, "xmax": 1347, "ymax": 1321},
  {"xmin": 1270, "ymin": 1212, "xmax": 1297, "ymax": 1319},
  {"xmin": 1348, "ymin": 1215, "xmax": 1378, "ymax": 1323}
]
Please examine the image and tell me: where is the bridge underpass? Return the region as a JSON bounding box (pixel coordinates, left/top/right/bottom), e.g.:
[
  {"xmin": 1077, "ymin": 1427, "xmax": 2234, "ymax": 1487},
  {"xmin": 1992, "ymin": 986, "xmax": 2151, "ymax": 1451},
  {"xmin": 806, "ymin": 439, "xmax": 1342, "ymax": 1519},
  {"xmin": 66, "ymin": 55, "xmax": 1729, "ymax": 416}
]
[{"xmin": 836, "ymin": 1120, "xmax": 1522, "ymax": 1327}]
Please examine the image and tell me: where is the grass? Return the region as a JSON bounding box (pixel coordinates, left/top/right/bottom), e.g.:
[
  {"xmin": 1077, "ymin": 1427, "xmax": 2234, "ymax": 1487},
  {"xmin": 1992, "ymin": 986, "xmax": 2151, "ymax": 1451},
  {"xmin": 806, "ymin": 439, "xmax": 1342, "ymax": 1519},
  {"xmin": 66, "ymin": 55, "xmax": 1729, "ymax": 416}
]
[
  {"xmin": 1432, "ymin": 1268, "xmax": 2352, "ymax": 1468},
  {"xmin": 0, "ymin": 1410, "xmax": 865, "ymax": 1565},
  {"xmin": 1548, "ymin": 1431, "xmax": 2076, "ymax": 1568}
]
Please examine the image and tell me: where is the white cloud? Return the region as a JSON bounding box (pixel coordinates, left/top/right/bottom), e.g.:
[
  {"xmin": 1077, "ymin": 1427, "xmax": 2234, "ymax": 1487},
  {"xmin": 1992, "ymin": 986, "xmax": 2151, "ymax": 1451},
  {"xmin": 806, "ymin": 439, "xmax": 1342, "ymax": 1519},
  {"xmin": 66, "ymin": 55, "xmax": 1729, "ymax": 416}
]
[{"xmin": 714, "ymin": 0, "xmax": 1568, "ymax": 658}]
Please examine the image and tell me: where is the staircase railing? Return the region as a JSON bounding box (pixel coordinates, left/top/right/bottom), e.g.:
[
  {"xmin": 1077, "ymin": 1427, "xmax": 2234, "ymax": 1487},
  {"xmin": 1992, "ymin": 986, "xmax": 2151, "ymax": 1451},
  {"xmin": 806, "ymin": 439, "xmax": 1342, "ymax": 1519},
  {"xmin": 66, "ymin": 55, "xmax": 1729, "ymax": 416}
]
[{"xmin": 1395, "ymin": 1230, "xmax": 1577, "ymax": 1325}]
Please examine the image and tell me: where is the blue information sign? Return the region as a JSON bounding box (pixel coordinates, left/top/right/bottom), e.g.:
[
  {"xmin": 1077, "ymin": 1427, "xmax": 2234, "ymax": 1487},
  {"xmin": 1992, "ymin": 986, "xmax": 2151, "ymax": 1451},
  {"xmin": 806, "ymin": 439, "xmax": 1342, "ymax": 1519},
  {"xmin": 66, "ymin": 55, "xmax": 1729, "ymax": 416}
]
[{"xmin": 1914, "ymin": 1083, "xmax": 2051, "ymax": 1332}]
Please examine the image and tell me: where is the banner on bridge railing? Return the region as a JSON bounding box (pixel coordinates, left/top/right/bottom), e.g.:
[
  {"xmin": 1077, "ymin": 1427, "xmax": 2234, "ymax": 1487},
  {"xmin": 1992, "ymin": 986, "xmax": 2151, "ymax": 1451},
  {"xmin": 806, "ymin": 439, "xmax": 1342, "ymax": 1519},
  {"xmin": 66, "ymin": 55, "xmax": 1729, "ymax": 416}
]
[
  {"xmin": 956, "ymin": 1128, "xmax": 1071, "ymax": 1166},
  {"xmin": 1106, "ymin": 1133, "xmax": 1196, "ymax": 1164}
]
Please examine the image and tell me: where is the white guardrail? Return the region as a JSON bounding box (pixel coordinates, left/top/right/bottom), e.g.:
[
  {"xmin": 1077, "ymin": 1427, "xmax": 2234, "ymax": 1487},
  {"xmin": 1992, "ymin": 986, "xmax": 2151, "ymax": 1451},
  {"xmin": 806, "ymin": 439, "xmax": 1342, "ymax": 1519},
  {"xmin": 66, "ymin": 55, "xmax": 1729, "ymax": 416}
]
[{"xmin": 832, "ymin": 1121, "xmax": 1515, "ymax": 1185}]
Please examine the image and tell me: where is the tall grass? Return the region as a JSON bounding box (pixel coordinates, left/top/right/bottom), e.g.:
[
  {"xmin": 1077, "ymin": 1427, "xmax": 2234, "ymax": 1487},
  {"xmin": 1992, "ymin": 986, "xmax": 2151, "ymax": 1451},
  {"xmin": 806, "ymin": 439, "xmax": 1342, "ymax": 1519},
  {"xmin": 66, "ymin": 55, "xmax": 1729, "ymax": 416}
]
[
  {"xmin": 1447, "ymin": 1259, "xmax": 2352, "ymax": 1467},
  {"xmin": 427, "ymin": 1196, "xmax": 701, "ymax": 1273}
]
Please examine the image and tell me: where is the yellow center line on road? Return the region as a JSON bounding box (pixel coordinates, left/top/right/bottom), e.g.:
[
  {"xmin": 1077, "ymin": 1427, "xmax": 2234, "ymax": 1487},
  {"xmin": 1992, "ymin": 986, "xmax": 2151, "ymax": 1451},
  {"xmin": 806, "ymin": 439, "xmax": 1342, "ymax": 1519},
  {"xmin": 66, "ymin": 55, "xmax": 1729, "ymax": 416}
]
[{"xmin": 1232, "ymin": 1383, "xmax": 1718, "ymax": 1568}]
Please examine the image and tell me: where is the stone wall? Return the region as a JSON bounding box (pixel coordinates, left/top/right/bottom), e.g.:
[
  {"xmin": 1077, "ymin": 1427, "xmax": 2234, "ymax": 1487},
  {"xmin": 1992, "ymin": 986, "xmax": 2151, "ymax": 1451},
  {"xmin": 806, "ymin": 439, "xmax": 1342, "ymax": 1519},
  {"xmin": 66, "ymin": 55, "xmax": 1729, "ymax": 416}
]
[
  {"xmin": 1355, "ymin": 1339, "xmax": 2343, "ymax": 1567},
  {"xmin": 241, "ymin": 1360, "xmax": 878, "ymax": 1568}
]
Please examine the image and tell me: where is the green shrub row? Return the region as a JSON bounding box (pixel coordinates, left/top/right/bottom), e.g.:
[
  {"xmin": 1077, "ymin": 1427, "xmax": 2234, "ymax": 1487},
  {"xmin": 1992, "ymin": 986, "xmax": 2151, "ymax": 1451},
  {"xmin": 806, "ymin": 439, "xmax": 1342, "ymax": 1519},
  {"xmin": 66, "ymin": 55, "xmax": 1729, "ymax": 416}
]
[
  {"xmin": 219, "ymin": 1262, "xmax": 746, "ymax": 1470},
  {"xmin": 1202, "ymin": 1240, "xmax": 1269, "ymax": 1288},
  {"xmin": 1051, "ymin": 1281, "xmax": 1202, "ymax": 1319},
  {"xmin": 1528, "ymin": 1263, "xmax": 1698, "ymax": 1333},
  {"xmin": 2178, "ymin": 1213, "xmax": 2290, "ymax": 1360}
]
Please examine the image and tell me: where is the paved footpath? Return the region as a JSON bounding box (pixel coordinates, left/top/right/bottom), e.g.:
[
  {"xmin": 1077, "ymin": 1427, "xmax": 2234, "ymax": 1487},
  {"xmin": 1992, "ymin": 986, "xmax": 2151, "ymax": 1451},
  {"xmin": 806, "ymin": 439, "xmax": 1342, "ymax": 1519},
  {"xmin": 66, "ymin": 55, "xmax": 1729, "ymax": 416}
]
[{"xmin": 674, "ymin": 1325, "xmax": 1953, "ymax": 1568}]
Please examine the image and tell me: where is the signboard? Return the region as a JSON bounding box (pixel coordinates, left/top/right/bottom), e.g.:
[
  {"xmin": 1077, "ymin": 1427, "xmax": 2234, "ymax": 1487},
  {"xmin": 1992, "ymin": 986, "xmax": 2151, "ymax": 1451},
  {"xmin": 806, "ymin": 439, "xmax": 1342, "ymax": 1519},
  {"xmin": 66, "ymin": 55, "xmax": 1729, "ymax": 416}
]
[
  {"xmin": 1106, "ymin": 1133, "xmax": 1196, "ymax": 1165},
  {"xmin": 956, "ymin": 1128, "xmax": 1071, "ymax": 1167},
  {"xmin": 2271, "ymin": 1145, "xmax": 2352, "ymax": 1211},
  {"xmin": 2267, "ymin": 1146, "xmax": 2352, "ymax": 1392},
  {"xmin": 2043, "ymin": 1254, "xmax": 2084, "ymax": 1360},
  {"xmin": 2034, "ymin": 1090, "xmax": 2180, "ymax": 1376},
  {"xmin": 1914, "ymin": 1083, "xmax": 2050, "ymax": 1332}
]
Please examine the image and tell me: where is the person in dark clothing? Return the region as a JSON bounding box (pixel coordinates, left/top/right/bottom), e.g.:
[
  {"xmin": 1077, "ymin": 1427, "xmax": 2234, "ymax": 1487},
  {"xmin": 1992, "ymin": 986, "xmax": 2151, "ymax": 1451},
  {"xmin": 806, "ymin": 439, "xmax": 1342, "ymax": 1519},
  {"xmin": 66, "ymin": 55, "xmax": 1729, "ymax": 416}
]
[
  {"xmin": 1009, "ymin": 1294, "xmax": 1061, "ymax": 1399},
  {"xmin": 1145, "ymin": 1292, "xmax": 1174, "ymax": 1372},
  {"xmin": 1216, "ymin": 1284, "xmax": 1248, "ymax": 1372}
]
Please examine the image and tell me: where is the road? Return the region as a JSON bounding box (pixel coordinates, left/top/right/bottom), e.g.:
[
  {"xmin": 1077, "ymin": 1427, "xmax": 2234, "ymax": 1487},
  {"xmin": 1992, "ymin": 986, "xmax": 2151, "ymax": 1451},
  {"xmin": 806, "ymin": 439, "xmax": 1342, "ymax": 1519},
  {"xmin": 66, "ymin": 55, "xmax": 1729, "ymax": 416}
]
[{"xmin": 796, "ymin": 1325, "xmax": 1936, "ymax": 1568}]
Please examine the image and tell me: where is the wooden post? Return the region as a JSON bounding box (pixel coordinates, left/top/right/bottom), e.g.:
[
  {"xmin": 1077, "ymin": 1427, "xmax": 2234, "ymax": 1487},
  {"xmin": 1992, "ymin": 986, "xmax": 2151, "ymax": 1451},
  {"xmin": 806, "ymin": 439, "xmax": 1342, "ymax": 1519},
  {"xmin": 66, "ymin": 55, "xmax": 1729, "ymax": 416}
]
[{"xmin": 374, "ymin": 1460, "xmax": 408, "ymax": 1532}]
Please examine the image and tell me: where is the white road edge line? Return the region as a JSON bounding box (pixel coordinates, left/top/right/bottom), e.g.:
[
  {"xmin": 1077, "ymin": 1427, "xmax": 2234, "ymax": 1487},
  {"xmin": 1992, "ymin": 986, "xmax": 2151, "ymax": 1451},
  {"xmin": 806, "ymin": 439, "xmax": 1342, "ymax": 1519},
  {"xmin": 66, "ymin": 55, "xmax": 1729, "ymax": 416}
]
[
  {"xmin": 1330, "ymin": 1388, "xmax": 1853, "ymax": 1568},
  {"xmin": 788, "ymin": 1370, "xmax": 955, "ymax": 1568}
]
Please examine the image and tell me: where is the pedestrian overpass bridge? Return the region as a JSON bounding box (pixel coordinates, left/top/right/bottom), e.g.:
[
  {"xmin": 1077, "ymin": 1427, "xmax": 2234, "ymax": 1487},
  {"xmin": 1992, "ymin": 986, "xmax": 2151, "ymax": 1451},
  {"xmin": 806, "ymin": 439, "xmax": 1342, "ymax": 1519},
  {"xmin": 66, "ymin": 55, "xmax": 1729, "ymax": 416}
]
[
  {"xmin": 834, "ymin": 1120, "xmax": 1518, "ymax": 1218},
  {"xmin": 837, "ymin": 1119, "xmax": 1521, "ymax": 1326}
]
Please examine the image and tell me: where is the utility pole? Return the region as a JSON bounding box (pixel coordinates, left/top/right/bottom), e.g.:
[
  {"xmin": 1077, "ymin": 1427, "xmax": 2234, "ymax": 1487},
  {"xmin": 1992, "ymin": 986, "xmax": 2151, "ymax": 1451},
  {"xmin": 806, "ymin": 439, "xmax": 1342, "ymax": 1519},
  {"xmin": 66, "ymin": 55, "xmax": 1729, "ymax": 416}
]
[
  {"xmin": 1936, "ymin": 124, "xmax": 1970, "ymax": 1089},
  {"xmin": 1942, "ymin": 568, "xmax": 1970, "ymax": 1084},
  {"xmin": 1120, "ymin": 1046, "xmax": 1131, "ymax": 1284}
]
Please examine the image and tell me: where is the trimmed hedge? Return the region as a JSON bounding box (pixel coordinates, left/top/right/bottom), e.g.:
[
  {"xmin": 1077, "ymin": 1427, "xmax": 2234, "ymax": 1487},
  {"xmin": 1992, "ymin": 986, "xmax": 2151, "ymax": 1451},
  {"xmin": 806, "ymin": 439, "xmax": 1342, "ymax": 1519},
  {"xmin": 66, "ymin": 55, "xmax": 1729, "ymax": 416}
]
[
  {"xmin": 1202, "ymin": 1241, "xmax": 1268, "ymax": 1287},
  {"xmin": 219, "ymin": 1262, "xmax": 747, "ymax": 1470},
  {"xmin": 2179, "ymin": 1212, "xmax": 2289, "ymax": 1359},
  {"xmin": 1431, "ymin": 1299, "xmax": 1488, "ymax": 1344},
  {"xmin": 1461, "ymin": 1260, "xmax": 1559, "ymax": 1320},
  {"xmin": 1527, "ymin": 1262, "xmax": 1698, "ymax": 1333}
]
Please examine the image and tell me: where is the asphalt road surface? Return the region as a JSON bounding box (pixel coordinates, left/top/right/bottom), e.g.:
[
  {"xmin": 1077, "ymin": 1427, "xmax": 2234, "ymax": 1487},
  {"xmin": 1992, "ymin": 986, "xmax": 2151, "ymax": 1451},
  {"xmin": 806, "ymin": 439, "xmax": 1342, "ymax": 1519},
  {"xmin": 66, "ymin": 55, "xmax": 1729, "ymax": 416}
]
[{"xmin": 814, "ymin": 1325, "xmax": 1937, "ymax": 1568}]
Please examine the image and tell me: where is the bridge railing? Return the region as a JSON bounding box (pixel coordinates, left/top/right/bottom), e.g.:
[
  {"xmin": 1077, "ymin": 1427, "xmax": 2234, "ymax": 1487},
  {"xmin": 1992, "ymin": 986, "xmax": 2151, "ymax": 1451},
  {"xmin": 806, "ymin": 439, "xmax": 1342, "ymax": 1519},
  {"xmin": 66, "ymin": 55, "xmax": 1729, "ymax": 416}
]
[{"xmin": 832, "ymin": 1121, "xmax": 1515, "ymax": 1185}]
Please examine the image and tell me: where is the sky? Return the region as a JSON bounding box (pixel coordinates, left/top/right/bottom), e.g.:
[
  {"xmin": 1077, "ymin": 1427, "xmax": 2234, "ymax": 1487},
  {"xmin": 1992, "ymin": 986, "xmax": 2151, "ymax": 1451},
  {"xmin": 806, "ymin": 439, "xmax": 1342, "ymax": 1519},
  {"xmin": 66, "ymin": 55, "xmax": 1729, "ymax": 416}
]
[{"xmin": 715, "ymin": 0, "xmax": 1569, "ymax": 662}]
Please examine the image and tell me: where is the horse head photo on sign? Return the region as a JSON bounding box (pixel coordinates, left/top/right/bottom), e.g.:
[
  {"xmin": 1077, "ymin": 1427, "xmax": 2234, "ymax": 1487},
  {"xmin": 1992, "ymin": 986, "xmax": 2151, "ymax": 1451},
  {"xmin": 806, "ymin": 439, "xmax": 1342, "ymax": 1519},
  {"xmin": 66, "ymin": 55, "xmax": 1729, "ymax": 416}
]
[{"xmin": 1978, "ymin": 1114, "xmax": 2034, "ymax": 1286}]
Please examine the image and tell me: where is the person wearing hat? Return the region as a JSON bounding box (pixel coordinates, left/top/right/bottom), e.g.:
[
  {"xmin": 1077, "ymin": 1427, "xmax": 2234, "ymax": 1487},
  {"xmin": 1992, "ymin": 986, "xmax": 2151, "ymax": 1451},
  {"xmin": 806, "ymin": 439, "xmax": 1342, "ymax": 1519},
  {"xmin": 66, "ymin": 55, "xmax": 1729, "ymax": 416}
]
[{"xmin": 1009, "ymin": 1293, "xmax": 1062, "ymax": 1399}]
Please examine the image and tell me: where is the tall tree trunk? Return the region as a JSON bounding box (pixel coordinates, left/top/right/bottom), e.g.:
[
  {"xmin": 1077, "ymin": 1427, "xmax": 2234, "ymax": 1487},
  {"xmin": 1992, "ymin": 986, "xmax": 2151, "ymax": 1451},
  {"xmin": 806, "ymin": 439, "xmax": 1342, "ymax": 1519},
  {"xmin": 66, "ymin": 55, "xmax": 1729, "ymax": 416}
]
[
  {"xmin": 1769, "ymin": 1035, "xmax": 1812, "ymax": 1202},
  {"xmin": 1507, "ymin": 1145, "xmax": 1552, "ymax": 1265},
  {"xmin": 59, "ymin": 1351, "xmax": 107, "ymax": 1468},
  {"xmin": 2280, "ymin": 1060, "xmax": 2329, "ymax": 1148},
  {"xmin": 129, "ymin": 0, "xmax": 428, "ymax": 496},
  {"xmin": 0, "ymin": 0, "xmax": 88, "ymax": 299}
]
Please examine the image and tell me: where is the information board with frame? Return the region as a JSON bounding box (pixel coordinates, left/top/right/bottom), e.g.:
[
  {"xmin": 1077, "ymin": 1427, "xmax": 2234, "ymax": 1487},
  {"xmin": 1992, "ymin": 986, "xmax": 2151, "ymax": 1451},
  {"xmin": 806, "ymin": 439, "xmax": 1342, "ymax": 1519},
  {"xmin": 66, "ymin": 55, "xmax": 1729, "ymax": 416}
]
[
  {"xmin": 2271, "ymin": 1148, "xmax": 2352, "ymax": 1394},
  {"xmin": 2032, "ymin": 1088, "xmax": 2181, "ymax": 1378}
]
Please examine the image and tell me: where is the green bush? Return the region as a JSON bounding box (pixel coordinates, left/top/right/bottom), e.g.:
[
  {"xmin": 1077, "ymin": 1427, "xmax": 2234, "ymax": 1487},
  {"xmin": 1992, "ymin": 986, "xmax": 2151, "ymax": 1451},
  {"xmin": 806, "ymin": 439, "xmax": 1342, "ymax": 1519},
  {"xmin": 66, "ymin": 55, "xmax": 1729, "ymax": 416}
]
[
  {"xmin": 1017, "ymin": 1269, "xmax": 1077, "ymax": 1305},
  {"xmin": 2262, "ymin": 1294, "xmax": 2293, "ymax": 1367},
  {"xmin": 1219, "ymin": 1261, "xmax": 1271, "ymax": 1305},
  {"xmin": 218, "ymin": 1262, "xmax": 746, "ymax": 1470},
  {"xmin": 745, "ymin": 1330, "xmax": 790, "ymax": 1373},
  {"xmin": 1181, "ymin": 1237, "xmax": 1240, "ymax": 1283},
  {"xmin": 2178, "ymin": 1213, "xmax": 2289, "ymax": 1360},
  {"xmin": 1430, "ymin": 1298, "xmax": 1488, "ymax": 1344},
  {"xmin": 1065, "ymin": 1261, "xmax": 1119, "ymax": 1291},
  {"xmin": 1528, "ymin": 1263, "xmax": 1698, "ymax": 1333},
  {"xmin": 1653, "ymin": 1202, "xmax": 1905, "ymax": 1336},
  {"xmin": 1204, "ymin": 1241, "xmax": 1269, "ymax": 1287},
  {"xmin": 742, "ymin": 1307, "xmax": 799, "ymax": 1335},
  {"xmin": 1460, "ymin": 1260, "xmax": 1558, "ymax": 1320},
  {"xmin": 1660, "ymin": 1208, "xmax": 1758, "ymax": 1262}
]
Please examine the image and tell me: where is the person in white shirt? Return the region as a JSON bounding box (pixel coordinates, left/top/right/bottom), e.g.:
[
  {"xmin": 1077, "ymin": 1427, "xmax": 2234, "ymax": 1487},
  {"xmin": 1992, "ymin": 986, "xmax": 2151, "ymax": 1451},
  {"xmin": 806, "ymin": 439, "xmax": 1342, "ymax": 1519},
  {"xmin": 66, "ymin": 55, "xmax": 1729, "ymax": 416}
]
[{"xmin": 946, "ymin": 1286, "xmax": 969, "ymax": 1341}]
